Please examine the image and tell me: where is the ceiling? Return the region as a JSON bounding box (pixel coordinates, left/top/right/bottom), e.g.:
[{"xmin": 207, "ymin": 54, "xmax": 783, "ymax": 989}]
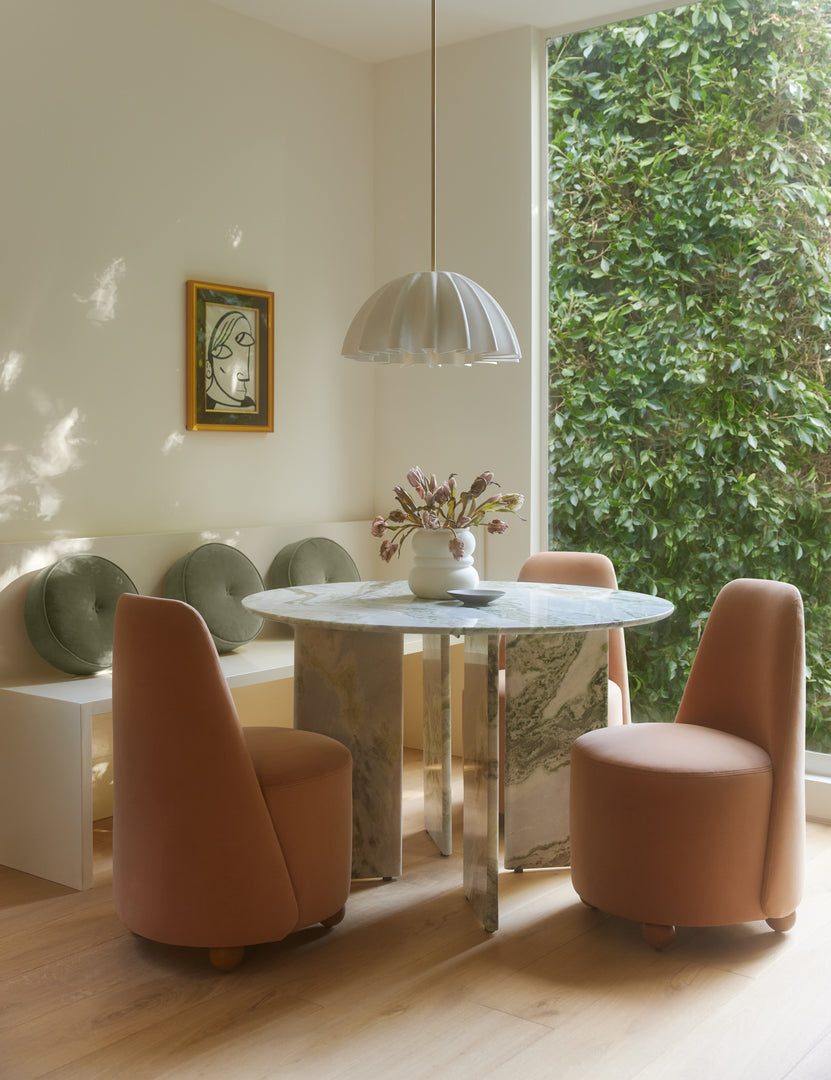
[{"xmin": 206, "ymin": 0, "xmax": 672, "ymax": 63}]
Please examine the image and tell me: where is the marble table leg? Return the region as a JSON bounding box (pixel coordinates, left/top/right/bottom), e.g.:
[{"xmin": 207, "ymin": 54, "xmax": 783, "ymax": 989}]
[
  {"xmin": 422, "ymin": 634, "xmax": 453, "ymax": 856},
  {"xmin": 503, "ymin": 630, "xmax": 608, "ymax": 870},
  {"xmin": 293, "ymin": 625, "xmax": 404, "ymax": 880},
  {"xmin": 462, "ymin": 634, "xmax": 500, "ymax": 933}
]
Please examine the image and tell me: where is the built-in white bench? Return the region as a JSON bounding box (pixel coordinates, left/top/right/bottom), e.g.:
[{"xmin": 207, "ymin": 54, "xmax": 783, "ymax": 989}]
[{"xmin": 0, "ymin": 523, "xmax": 461, "ymax": 890}]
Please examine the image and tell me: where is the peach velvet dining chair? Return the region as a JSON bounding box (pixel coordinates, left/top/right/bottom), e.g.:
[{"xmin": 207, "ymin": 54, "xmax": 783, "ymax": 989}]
[
  {"xmin": 498, "ymin": 551, "xmax": 631, "ymax": 812},
  {"xmin": 112, "ymin": 594, "xmax": 353, "ymax": 971},
  {"xmin": 570, "ymin": 578, "xmax": 805, "ymax": 949}
]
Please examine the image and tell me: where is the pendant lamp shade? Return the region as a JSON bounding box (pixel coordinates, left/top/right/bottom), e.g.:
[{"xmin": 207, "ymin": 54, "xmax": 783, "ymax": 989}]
[{"xmin": 341, "ymin": 270, "xmax": 520, "ymax": 366}]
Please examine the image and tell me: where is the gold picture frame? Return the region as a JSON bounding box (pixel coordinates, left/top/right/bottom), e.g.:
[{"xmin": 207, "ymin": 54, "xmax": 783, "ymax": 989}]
[{"xmin": 186, "ymin": 280, "xmax": 274, "ymax": 432}]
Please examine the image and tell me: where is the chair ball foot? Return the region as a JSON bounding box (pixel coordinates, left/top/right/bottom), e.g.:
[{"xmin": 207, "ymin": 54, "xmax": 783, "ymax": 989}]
[
  {"xmin": 209, "ymin": 946, "xmax": 246, "ymax": 971},
  {"xmin": 321, "ymin": 906, "xmax": 346, "ymax": 928},
  {"xmin": 641, "ymin": 923, "xmax": 676, "ymax": 950},
  {"xmin": 766, "ymin": 912, "xmax": 796, "ymax": 933}
]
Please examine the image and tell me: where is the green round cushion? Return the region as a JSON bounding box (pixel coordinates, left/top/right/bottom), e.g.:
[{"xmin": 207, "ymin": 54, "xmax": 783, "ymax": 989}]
[
  {"xmin": 267, "ymin": 537, "xmax": 360, "ymax": 588},
  {"xmin": 164, "ymin": 543, "xmax": 264, "ymax": 653},
  {"xmin": 24, "ymin": 555, "xmax": 139, "ymax": 675}
]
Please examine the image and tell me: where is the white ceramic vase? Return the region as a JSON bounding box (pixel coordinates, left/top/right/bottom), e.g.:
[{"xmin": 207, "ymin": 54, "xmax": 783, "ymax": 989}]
[{"xmin": 407, "ymin": 528, "xmax": 479, "ymax": 599}]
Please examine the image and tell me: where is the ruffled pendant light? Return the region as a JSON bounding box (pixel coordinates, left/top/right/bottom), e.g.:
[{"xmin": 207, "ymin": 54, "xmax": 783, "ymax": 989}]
[
  {"xmin": 341, "ymin": 0, "xmax": 521, "ymax": 367},
  {"xmin": 342, "ymin": 269, "xmax": 520, "ymax": 366}
]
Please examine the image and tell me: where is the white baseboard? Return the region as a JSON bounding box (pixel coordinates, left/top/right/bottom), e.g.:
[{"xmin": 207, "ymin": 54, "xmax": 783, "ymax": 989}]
[{"xmin": 806, "ymin": 773, "xmax": 831, "ymax": 825}]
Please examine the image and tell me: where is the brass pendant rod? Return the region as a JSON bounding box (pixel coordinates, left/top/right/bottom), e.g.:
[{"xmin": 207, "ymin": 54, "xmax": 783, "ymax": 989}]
[{"xmin": 430, "ymin": 0, "xmax": 437, "ymax": 272}]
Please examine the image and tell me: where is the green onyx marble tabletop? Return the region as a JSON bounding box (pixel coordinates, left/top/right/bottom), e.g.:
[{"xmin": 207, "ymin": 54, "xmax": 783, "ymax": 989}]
[{"xmin": 242, "ymin": 579, "xmax": 674, "ymax": 635}]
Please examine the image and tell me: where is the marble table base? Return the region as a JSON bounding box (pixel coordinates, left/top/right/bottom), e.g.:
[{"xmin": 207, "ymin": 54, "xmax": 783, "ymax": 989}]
[
  {"xmin": 294, "ymin": 622, "xmax": 609, "ymax": 927},
  {"xmin": 459, "ymin": 629, "xmax": 608, "ymax": 932},
  {"xmin": 293, "ymin": 625, "xmax": 404, "ymax": 880},
  {"xmin": 422, "ymin": 634, "xmax": 453, "ymax": 856},
  {"xmin": 503, "ymin": 630, "xmax": 609, "ymax": 870},
  {"xmin": 462, "ymin": 635, "xmax": 501, "ymax": 933}
]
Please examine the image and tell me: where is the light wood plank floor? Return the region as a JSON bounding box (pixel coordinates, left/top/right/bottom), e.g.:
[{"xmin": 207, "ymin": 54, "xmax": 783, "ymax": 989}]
[{"xmin": 2, "ymin": 751, "xmax": 831, "ymax": 1080}]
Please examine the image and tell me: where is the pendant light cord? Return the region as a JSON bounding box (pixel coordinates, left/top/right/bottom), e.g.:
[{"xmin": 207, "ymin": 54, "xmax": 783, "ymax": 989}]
[{"xmin": 430, "ymin": 0, "xmax": 437, "ymax": 272}]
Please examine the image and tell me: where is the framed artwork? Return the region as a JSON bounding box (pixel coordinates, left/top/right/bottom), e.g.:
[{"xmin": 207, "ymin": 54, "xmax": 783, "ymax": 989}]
[{"xmin": 186, "ymin": 280, "xmax": 274, "ymax": 432}]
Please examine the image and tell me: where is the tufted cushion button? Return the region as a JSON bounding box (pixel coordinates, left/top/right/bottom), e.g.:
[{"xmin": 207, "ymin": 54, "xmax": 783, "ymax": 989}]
[
  {"xmin": 267, "ymin": 537, "xmax": 360, "ymax": 589},
  {"xmin": 25, "ymin": 555, "xmax": 139, "ymax": 675},
  {"xmin": 164, "ymin": 543, "xmax": 264, "ymax": 654}
]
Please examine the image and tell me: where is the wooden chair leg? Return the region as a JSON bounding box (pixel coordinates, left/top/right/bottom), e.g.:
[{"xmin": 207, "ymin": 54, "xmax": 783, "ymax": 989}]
[
  {"xmin": 209, "ymin": 946, "xmax": 246, "ymax": 971},
  {"xmin": 321, "ymin": 906, "xmax": 346, "ymax": 928},
  {"xmin": 766, "ymin": 912, "xmax": 796, "ymax": 933},
  {"xmin": 642, "ymin": 923, "xmax": 676, "ymax": 950}
]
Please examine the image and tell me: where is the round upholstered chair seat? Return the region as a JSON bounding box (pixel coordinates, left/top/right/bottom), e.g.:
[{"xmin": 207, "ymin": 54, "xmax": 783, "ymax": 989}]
[
  {"xmin": 25, "ymin": 554, "xmax": 138, "ymax": 675},
  {"xmin": 242, "ymin": 726, "xmax": 353, "ymax": 927},
  {"xmin": 570, "ymin": 722, "xmax": 774, "ymax": 928},
  {"xmin": 267, "ymin": 537, "xmax": 359, "ymax": 589},
  {"xmin": 164, "ymin": 543, "xmax": 264, "ymax": 653}
]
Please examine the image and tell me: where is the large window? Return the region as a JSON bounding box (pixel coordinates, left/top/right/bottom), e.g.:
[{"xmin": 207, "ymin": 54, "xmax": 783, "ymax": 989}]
[{"xmin": 547, "ymin": 0, "xmax": 831, "ymax": 751}]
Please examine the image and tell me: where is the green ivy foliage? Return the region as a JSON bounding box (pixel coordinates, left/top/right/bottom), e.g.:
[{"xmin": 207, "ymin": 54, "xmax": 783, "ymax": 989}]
[{"xmin": 547, "ymin": 0, "xmax": 831, "ymax": 745}]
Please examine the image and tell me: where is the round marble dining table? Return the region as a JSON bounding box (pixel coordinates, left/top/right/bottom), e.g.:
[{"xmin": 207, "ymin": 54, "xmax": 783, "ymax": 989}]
[{"xmin": 244, "ymin": 579, "xmax": 674, "ymax": 932}]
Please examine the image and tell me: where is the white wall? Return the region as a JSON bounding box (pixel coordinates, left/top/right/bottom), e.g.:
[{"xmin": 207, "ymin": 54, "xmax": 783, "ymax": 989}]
[
  {"xmin": 371, "ymin": 28, "xmax": 546, "ymax": 582},
  {"xmin": 0, "ymin": 1, "xmax": 546, "ymax": 585},
  {"xmin": 0, "ymin": 0, "xmax": 376, "ymax": 544}
]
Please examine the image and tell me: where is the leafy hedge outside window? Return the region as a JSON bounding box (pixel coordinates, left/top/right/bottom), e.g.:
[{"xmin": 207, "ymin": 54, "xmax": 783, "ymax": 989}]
[{"xmin": 548, "ymin": 0, "xmax": 831, "ymax": 748}]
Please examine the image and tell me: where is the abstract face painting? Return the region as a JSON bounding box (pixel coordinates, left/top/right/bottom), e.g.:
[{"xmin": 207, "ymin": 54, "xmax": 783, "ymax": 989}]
[
  {"xmin": 186, "ymin": 281, "xmax": 274, "ymax": 432},
  {"xmin": 205, "ymin": 309, "xmax": 256, "ymax": 411}
]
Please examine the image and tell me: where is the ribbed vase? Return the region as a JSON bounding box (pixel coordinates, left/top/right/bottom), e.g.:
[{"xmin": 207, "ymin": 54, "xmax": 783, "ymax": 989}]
[{"xmin": 407, "ymin": 528, "xmax": 479, "ymax": 599}]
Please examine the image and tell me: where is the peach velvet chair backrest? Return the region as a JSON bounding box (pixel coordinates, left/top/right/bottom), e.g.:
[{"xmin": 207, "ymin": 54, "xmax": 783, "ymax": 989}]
[
  {"xmin": 518, "ymin": 551, "xmax": 631, "ymax": 724},
  {"xmin": 675, "ymin": 578, "xmax": 806, "ymax": 919},
  {"xmin": 112, "ymin": 593, "xmax": 299, "ymax": 947}
]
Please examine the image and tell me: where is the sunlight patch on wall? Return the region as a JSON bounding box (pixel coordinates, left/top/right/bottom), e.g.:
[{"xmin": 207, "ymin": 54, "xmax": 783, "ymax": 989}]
[
  {"xmin": 0, "ymin": 539, "xmax": 89, "ymax": 593},
  {"xmin": 74, "ymin": 257, "xmax": 127, "ymax": 325},
  {"xmin": 36, "ymin": 489, "xmax": 63, "ymax": 521},
  {"xmin": 200, "ymin": 529, "xmax": 242, "ymax": 548},
  {"xmin": 0, "ymin": 460, "xmax": 23, "ymax": 521},
  {"xmin": 29, "ymin": 408, "xmax": 86, "ymax": 521},
  {"xmin": 162, "ymin": 432, "xmax": 185, "ymax": 454},
  {"xmin": 228, "ymin": 226, "xmax": 243, "ymax": 249},
  {"xmin": 0, "ymin": 409, "xmax": 88, "ymax": 525},
  {"xmin": 0, "ymin": 351, "xmax": 24, "ymax": 392},
  {"xmin": 32, "ymin": 409, "xmax": 85, "ymax": 481},
  {"xmin": 198, "ymin": 531, "xmax": 243, "ymax": 548}
]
